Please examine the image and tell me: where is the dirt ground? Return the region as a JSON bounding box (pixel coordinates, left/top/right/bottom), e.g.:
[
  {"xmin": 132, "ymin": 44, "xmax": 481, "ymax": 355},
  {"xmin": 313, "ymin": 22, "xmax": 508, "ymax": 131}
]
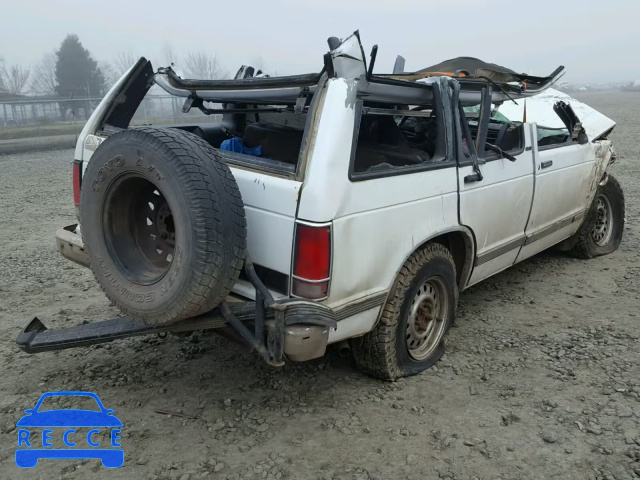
[{"xmin": 0, "ymin": 91, "xmax": 638, "ymax": 480}]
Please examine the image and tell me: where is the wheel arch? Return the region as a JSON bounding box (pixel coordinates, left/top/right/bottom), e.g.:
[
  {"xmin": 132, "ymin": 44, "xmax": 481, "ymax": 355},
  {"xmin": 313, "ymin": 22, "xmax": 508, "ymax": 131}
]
[
  {"xmin": 427, "ymin": 227, "xmax": 476, "ymax": 291},
  {"xmin": 373, "ymin": 226, "xmax": 476, "ymax": 327}
]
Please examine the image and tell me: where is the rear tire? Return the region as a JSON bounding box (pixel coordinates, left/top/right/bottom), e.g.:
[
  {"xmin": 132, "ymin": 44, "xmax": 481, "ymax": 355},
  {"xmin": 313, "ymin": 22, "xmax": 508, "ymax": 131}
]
[
  {"xmin": 81, "ymin": 127, "xmax": 246, "ymax": 325},
  {"xmin": 351, "ymin": 243, "xmax": 458, "ymax": 381},
  {"xmin": 567, "ymin": 174, "xmax": 624, "ymax": 259}
]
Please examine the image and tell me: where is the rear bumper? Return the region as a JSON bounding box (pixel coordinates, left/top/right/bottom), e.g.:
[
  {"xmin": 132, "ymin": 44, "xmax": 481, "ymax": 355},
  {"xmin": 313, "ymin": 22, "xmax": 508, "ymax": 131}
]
[
  {"xmin": 28, "ymin": 234, "xmax": 340, "ymax": 364},
  {"xmin": 55, "ymin": 224, "xmax": 89, "ymax": 268},
  {"xmin": 17, "ymin": 298, "xmax": 336, "ymax": 364}
]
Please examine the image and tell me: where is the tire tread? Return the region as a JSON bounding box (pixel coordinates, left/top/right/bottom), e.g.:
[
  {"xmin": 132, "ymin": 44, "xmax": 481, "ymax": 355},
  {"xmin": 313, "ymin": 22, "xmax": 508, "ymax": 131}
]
[
  {"xmin": 568, "ymin": 174, "xmax": 624, "ymax": 259},
  {"xmin": 83, "ymin": 127, "xmax": 246, "ymax": 325},
  {"xmin": 351, "ymin": 243, "xmax": 456, "ymax": 381}
]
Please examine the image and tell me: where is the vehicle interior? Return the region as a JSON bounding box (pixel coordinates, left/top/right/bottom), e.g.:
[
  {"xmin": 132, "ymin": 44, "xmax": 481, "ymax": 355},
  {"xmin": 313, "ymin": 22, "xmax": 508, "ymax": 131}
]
[
  {"xmin": 136, "ymin": 105, "xmax": 310, "ymax": 175},
  {"xmin": 463, "ymin": 106, "xmax": 525, "ymax": 159},
  {"xmin": 536, "ymin": 125, "xmax": 571, "ymax": 147},
  {"xmin": 351, "ymin": 102, "xmax": 447, "ymax": 175},
  {"xmin": 462, "ymin": 100, "xmax": 584, "ymax": 155}
]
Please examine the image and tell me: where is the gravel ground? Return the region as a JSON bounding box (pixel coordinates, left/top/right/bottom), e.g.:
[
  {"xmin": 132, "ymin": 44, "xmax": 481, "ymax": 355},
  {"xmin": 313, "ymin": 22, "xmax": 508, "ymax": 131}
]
[
  {"xmin": 0, "ymin": 91, "xmax": 638, "ymax": 480},
  {"xmin": 0, "ymin": 135, "xmax": 77, "ymax": 155}
]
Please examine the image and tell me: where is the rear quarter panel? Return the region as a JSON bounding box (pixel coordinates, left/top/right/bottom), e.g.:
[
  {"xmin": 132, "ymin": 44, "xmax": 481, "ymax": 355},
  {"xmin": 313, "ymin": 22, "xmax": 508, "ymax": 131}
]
[
  {"xmin": 228, "ymin": 167, "xmax": 301, "ymax": 298},
  {"xmin": 297, "ymin": 78, "xmax": 460, "ymax": 309}
]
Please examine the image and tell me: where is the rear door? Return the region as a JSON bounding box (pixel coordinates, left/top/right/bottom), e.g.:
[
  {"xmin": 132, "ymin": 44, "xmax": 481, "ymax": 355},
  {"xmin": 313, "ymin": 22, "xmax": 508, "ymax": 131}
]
[
  {"xmin": 456, "ymin": 87, "xmax": 536, "ymax": 286},
  {"xmin": 516, "ymin": 109, "xmax": 595, "ymax": 262}
]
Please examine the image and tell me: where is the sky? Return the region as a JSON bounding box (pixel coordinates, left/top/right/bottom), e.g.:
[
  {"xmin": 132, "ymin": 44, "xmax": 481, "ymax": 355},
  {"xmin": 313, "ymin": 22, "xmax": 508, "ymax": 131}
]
[{"xmin": 1, "ymin": 0, "xmax": 639, "ymax": 84}]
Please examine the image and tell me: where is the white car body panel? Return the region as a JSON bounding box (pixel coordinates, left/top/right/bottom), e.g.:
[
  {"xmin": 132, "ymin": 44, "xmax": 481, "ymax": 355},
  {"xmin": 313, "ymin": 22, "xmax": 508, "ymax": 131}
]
[
  {"xmin": 498, "ymin": 88, "xmax": 615, "ymax": 140},
  {"xmin": 297, "ymin": 78, "xmax": 359, "ymax": 221},
  {"xmin": 229, "ymin": 168, "xmax": 300, "ymax": 287},
  {"xmin": 330, "ymin": 32, "xmax": 367, "ymax": 80},
  {"xmin": 297, "ymin": 79, "xmax": 460, "ymax": 308},
  {"xmin": 328, "ymin": 307, "xmax": 381, "ymax": 344},
  {"xmin": 460, "ymin": 124, "xmax": 535, "ymax": 286},
  {"xmin": 516, "ymin": 127, "xmax": 595, "ymax": 261},
  {"xmin": 331, "ymin": 184, "xmax": 458, "ymax": 306}
]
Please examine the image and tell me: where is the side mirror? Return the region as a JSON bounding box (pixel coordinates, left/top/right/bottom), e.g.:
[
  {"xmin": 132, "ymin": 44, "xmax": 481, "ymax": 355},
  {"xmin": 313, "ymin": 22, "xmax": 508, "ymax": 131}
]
[
  {"xmin": 464, "ymin": 172, "xmax": 483, "ymax": 183},
  {"xmin": 578, "ymin": 132, "xmax": 589, "ymax": 145},
  {"xmin": 23, "ymin": 409, "xmax": 35, "ymax": 415}
]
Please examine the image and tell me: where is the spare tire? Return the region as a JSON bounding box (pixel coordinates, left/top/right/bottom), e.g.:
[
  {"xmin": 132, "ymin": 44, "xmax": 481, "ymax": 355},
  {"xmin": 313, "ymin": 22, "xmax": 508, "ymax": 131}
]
[{"xmin": 80, "ymin": 127, "xmax": 246, "ymax": 325}]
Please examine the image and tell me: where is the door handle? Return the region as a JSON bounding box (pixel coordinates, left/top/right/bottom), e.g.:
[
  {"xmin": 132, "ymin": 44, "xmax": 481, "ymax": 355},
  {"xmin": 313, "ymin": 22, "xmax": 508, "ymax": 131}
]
[{"xmin": 541, "ymin": 160, "xmax": 553, "ymax": 169}]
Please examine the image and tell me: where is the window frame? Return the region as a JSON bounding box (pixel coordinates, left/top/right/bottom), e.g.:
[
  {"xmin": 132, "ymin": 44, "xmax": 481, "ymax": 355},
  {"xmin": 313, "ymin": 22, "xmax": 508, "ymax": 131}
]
[
  {"xmin": 454, "ymin": 95, "xmax": 479, "ymax": 169},
  {"xmin": 347, "ymin": 84, "xmax": 454, "ymax": 182},
  {"xmin": 458, "ymin": 86, "xmax": 527, "ymax": 165}
]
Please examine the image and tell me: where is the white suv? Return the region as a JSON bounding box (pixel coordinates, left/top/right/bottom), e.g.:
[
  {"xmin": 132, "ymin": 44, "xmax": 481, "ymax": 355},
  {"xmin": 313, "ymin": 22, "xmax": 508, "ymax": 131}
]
[{"xmin": 47, "ymin": 31, "xmax": 623, "ymax": 380}]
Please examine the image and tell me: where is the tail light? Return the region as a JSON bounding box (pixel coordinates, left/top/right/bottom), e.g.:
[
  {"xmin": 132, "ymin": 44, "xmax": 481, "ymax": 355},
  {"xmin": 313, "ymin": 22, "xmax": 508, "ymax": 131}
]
[
  {"xmin": 292, "ymin": 222, "xmax": 331, "ymax": 300},
  {"xmin": 72, "ymin": 160, "xmax": 83, "ymax": 206}
]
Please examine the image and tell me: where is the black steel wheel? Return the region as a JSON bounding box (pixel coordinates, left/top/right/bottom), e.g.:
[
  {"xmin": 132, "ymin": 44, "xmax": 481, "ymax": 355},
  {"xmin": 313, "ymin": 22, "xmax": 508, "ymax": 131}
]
[{"xmin": 102, "ymin": 175, "xmax": 177, "ymax": 285}]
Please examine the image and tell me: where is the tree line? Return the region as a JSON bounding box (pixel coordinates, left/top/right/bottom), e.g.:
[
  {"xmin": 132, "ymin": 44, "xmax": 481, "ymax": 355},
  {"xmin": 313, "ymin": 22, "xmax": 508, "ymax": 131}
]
[{"xmin": 0, "ymin": 34, "xmax": 230, "ymax": 98}]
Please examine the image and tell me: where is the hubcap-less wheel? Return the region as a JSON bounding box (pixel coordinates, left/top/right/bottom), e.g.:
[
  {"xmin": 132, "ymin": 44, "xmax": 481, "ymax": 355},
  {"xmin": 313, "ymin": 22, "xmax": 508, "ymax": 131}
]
[
  {"xmin": 591, "ymin": 193, "xmax": 613, "ymax": 246},
  {"xmin": 406, "ymin": 277, "xmax": 449, "ymax": 361},
  {"xmin": 103, "ymin": 175, "xmax": 176, "ymax": 286}
]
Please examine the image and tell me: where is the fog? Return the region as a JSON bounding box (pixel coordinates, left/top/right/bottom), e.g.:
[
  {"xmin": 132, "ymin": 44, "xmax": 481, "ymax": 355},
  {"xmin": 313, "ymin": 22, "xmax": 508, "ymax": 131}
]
[{"xmin": 2, "ymin": 0, "xmax": 639, "ymax": 83}]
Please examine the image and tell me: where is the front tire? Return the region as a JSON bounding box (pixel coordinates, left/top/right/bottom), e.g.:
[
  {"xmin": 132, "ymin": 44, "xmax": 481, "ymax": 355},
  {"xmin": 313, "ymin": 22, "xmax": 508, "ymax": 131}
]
[
  {"xmin": 567, "ymin": 174, "xmax": 624, "ymax": 259},
  {"xmin": 351, "ymin": 243, "xmax": 458, "ymax": 381}
]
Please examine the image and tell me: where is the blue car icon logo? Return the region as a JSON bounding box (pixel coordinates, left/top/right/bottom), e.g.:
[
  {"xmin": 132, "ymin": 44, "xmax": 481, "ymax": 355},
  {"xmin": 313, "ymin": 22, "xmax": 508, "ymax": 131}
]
[{"xmin": 15, "ymin": 391, "xmax": 123, "ymax": 468}]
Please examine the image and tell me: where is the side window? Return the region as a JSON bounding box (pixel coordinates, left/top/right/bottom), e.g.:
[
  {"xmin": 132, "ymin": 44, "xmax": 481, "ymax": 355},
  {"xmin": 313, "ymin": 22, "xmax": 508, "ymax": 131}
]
[
  {"xmin": 462, "ymin": 105, "xmax": 524, "ymax": 161},
  {"xmin": 536, "ymin": 100, "xmax": 588, "ymax": 149},
  {"xmin": 536, "ymin": 124, "xmax": 571, "ymax": 148},
  {"xmin": 350, "ymin": 104, "xmax": 447, "ymax": 178}
]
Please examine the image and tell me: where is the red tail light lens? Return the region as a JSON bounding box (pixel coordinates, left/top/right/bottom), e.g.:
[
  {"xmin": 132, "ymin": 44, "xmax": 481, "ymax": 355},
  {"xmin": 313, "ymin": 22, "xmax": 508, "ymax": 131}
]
[
  {"xmin": 294, "ymin": 225, "xmax": 330, "ymax": 280},
  {"xmin": 72, "ymin": 160, "xmax": 83, "ymax": 206},
  {"xmin": 292, "ymin": 223, "xmax": 331, "ymax": 299}
]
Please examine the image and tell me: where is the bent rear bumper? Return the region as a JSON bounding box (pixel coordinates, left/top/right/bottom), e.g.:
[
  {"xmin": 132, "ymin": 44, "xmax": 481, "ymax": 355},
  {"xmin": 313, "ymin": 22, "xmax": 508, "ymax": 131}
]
[
  {"xmin": 28, "ymin": 236, "xmax": 340, "ymax": 364},
  {"xmin": 55, "ymin": 224, "xmax": 89, "ymax": 268},
  {"xmin": 17, "ymin": 297, "xmax": 336, "ymax": 364}
]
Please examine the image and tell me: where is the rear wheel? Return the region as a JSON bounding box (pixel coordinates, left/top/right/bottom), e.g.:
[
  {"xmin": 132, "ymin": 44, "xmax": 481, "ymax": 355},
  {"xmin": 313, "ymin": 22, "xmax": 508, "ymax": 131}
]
[
  {"xmin": 81, "ymin": 127, "xmax": 246, "ymax": 325},
  {"xmin": 351, "ymin": 243, "xmax": 457, "ymax": 381},
  {"xmin": 567, "ymin": 174, "xmax": 624, "ymax": 259}
]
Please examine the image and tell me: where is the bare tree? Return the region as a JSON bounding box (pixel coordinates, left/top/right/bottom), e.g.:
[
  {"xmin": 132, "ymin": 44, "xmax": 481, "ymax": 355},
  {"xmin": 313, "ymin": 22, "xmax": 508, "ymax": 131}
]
[
  {"xmin": 30, "ymin": 53, "xmax": 58, "ymax": 96},
  {"xmin": 0, "ymin": 63, "xmax": 30, "ymax": 95},
  {"xmin": 99, "ymin": 61, "xmax": 118, "ymax": 91},
  {"xmin": 101, "ymin": 51, "xmax": 139, "ymax": 91},
  {"xmin": 183, "ymin": 52, "xmax": 228, "ymax": 79},
  {"xmin": 0, "ymin": 57, "xmax": 6, "ymax": 93},
  {"xmin": 114, "ymin": 51, "xmax": 138, "ymax": 75},
  {"xmin": 162, "ymin": 43, "xmax": 179, "ymax": 67}
]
